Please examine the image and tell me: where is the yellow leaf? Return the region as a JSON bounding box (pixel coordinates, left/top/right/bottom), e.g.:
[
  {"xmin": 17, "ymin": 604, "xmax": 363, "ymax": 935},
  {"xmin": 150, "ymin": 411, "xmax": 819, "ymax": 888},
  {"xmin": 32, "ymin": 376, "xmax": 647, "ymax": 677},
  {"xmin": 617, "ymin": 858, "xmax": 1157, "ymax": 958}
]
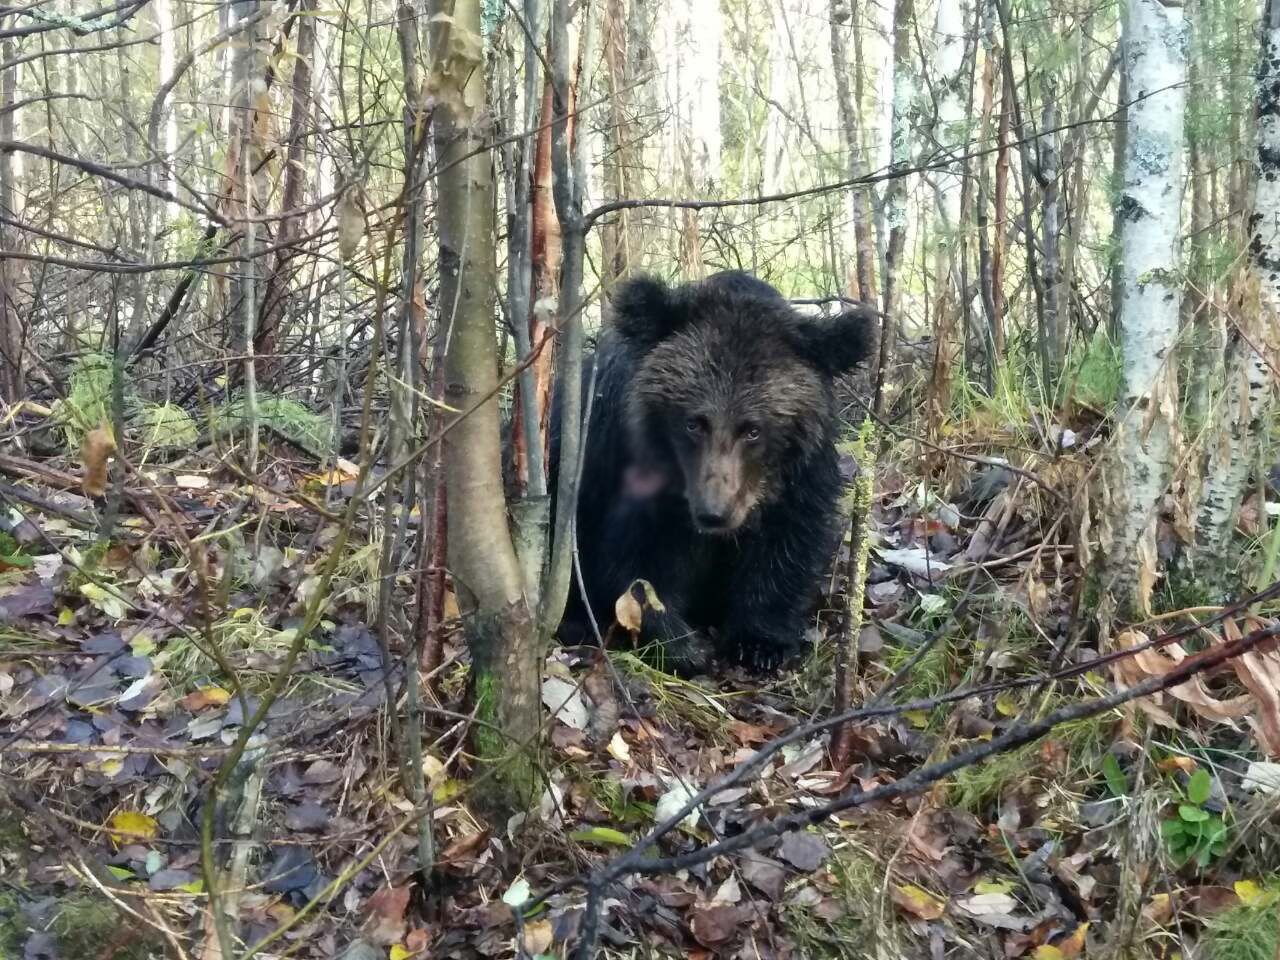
[
  {"xmin": 389, "ymin": 945, "xmax": 411, "ymax": 960},
  {"xmin": 1057, "ymin": 922, "xmax": 1089, "ymax": 957},
  {"xmin": 891, "ymin": 883, "xmax": 945, "ymax": 920},
  {"xmin": 607, "ymin": 731, "xmax": 631, "ymax": 763},
  {"xmin": 1033, "ymin": 948, "xmax": 1064, "ymax": 960},
  {"xmin": 58, "ymin": 607, "xmax": 74, "ymax": 626},
  {"xmin": 904, "ymin": 709, "xmax": 930, "ymax": 728},
  {"xmin": 1235, "ymin": 880, "xmax": 1267, "ymax": 906},
  {"xmin": 108, "ymin": 811, "xmax": 158, "ymax": 846},
  {"xmin": 995, "ymin": 693, "xmax": 1020, "ymax": 717},
  {"xmin": 974, "ymin": 879, "xmax": 1015, "ymax": 895}
]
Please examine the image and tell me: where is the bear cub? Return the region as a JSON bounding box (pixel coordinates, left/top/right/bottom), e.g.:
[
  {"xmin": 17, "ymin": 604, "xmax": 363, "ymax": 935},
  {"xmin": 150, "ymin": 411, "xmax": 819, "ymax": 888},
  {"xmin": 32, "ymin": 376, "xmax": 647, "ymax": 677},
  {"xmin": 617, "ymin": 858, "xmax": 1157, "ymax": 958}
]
[{"xmin": 552, "ymin": 270, "xmax": 875, "ymax": 675}]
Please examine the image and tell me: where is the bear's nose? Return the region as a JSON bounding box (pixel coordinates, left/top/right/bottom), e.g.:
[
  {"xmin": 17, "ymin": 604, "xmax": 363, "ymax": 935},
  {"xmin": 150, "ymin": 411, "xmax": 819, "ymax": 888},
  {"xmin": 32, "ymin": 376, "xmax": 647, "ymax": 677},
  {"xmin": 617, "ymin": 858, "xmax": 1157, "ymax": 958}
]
[{"xmin": 696, "ymin": 511, "xmax": 728, "ymax": 530}]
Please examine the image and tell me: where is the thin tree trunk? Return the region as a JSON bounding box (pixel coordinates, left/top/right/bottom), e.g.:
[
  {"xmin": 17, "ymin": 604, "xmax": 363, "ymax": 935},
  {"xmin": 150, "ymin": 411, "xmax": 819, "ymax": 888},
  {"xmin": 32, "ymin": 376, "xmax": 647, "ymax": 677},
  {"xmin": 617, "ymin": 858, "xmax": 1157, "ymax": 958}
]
[
  {"xmin": 991, "ymin": 31, "xmax": 1010, "ymax": 355},
  {"xmin": 975, "ymin": 0, "xmax": 998, "ymax": 384},
  {"xmin": 0, "ymin": 27, "xmax": 20, "ymax": 402},
  {"xmin": 1099, "ymin": 0, "xmax": 1186, "ymax": 621},
  {"xmin": 539, "ymin": 0, "xmax": 590, "ymax": 640},
  {"xmin": 429, "ymin": 0, "xmax": 540, "ymax": 815},
  {"xmin": 258, "ymin": 0, "xmax": 317, "ymax": 379},
  {"xmin": 874, "ymin": 0, "xmax": 915, "ymax": 417}
]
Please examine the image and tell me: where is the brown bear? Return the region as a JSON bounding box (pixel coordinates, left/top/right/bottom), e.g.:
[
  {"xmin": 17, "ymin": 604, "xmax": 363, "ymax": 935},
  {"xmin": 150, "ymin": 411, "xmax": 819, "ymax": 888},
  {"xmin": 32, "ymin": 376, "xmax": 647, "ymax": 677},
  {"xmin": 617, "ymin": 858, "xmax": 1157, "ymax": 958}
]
[{"xmin": 550, "ymin": 270, "xmax": 875, "ymax": 674}]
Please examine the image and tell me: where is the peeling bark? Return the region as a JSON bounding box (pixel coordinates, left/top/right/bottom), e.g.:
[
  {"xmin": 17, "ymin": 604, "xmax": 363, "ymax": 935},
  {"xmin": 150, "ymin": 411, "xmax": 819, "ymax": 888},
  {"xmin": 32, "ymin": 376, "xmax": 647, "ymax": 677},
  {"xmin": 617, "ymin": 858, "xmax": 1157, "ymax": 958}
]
[
  {"xmin": 1099, "ymin": 0, "xmax": 1186, "ymax": 620},
  {"xmin": 1185, "ymin": 0, "xmax": 1280, "ymax": 597}
]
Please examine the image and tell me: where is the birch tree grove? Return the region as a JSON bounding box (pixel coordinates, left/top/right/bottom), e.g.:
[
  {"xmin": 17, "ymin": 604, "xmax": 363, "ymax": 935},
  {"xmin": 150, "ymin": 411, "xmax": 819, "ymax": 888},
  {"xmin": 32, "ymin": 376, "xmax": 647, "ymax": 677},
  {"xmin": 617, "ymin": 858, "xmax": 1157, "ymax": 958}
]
[{"xmin": 1098, "ymin": 0, "xmax": 1186, "ymax": 620}]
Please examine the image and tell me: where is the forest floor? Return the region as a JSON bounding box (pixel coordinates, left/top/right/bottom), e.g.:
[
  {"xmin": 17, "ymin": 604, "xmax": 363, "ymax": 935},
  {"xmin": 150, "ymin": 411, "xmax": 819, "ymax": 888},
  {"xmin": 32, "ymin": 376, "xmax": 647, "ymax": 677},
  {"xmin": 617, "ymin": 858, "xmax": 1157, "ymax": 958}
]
[{"xmin": 1, "ymin": 405, "xmax": 1280, "ymax": 960}]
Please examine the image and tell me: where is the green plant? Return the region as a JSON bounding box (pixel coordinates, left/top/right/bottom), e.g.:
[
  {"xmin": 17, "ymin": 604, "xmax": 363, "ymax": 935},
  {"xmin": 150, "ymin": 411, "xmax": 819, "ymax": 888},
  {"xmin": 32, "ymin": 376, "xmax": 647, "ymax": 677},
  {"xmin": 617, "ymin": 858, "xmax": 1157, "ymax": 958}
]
[
  {"xmin": 1205, "ymin": 884, "xmax": 1280, "ymax": 960},
  {"xmin": 1161, "ymin": 768, "xmax": 1229, "ymax": 868}
]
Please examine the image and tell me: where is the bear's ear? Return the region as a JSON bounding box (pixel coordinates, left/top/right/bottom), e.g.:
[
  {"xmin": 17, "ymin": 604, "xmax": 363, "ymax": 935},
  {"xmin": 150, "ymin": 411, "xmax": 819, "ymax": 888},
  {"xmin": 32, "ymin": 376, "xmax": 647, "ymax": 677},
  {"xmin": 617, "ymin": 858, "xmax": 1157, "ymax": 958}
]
[
  {"xmin": 787, "ymin": 303, "xmax": 879, "ymax": 377},
  {"xmin": 611, "ymin": 275, "xmax": 688, "ymax": 346}
]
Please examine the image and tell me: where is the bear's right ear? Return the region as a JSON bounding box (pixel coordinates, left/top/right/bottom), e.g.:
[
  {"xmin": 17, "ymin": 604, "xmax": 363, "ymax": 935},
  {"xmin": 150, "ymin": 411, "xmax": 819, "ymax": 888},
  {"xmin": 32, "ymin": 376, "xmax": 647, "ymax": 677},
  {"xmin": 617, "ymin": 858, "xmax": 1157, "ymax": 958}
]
[{"xmin": 611, "ymin": 275, "xmax": 688, "ymax": 346}]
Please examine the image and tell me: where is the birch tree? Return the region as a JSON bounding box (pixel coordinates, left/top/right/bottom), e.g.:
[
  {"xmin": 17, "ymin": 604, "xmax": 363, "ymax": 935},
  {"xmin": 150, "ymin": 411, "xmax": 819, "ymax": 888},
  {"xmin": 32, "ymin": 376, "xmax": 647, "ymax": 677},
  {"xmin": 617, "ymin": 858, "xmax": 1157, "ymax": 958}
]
[
  {"xmin": 1098, "ymin": 0, "xmax": 1186, "ymax": 620},
  {"xmin": 874, "ymin": 0, "xmax": 915, "ymax": 416},
  {"xmin": 1185, "ymin": 0, "xmax": 1280, "ymax": 595}
]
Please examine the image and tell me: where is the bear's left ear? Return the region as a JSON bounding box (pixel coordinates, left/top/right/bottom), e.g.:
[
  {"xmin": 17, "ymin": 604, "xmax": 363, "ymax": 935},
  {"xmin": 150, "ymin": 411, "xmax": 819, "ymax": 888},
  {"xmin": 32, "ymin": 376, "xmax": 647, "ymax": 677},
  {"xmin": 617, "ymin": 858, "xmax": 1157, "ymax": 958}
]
[
  {"xmin": 610, "ymin": 275, "xmax": 689, "ymax": 347},
  {"xmin": 787, "ymin": 303, "xmax": 878, "ymax": 377}
]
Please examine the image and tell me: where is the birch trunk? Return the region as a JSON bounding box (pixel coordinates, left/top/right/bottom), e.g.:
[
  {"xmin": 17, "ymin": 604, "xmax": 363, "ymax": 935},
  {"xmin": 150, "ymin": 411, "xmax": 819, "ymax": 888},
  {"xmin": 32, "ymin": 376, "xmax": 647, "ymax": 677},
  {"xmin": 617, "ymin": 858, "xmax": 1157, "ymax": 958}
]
[
  {"xmin": 1185, "ymin": 0, "xmax": 1280, "ymax": 596},
  {"xmin": 1098, "ymin": 0, "xmax": 1186, "ymax": 620},
  {"xmin": 874, "ymin": 0, "xmax": 915, "ymax": 416}
]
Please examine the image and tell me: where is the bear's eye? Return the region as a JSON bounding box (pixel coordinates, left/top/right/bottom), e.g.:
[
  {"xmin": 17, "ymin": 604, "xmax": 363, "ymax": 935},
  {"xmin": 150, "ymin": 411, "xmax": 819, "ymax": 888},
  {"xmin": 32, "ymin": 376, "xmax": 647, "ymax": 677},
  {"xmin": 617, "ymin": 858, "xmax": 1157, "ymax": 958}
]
[
  {"xmin": 741, "ymin": 425, "xmax": 761, "ymax": 443},
  {"xmin": 686, "ymin": 416, "xmax": 706, "ymax": 435}
]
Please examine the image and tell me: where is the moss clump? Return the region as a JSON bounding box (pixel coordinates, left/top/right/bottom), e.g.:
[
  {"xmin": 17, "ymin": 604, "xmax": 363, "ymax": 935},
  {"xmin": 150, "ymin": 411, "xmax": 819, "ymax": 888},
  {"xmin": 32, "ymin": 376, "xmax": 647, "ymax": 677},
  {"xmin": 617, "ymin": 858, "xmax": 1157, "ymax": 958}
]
[
  {"xmin": 213, "ymin": 391, "xmax": 335, "ymax": 458},
  {"xmin": 138, "ymin": 402, "xmax": 198, "ymax": 451}
]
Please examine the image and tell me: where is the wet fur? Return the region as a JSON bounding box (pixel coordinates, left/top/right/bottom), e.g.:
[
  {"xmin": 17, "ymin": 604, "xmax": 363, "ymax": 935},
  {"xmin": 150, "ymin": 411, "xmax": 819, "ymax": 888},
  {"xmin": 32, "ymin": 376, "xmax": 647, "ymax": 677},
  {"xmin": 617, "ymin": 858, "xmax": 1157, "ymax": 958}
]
[{"xmin": 549, "ymin": 271, "xmax": 875, "ymax": 674}]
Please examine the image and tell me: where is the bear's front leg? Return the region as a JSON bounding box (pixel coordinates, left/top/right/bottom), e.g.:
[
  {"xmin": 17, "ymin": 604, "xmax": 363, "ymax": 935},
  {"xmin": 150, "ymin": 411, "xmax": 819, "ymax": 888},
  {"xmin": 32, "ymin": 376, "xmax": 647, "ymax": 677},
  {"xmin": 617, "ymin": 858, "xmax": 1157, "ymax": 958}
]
[{"xmin": 721, "ymin": 509, "xmax": 836, "ymax": 672}]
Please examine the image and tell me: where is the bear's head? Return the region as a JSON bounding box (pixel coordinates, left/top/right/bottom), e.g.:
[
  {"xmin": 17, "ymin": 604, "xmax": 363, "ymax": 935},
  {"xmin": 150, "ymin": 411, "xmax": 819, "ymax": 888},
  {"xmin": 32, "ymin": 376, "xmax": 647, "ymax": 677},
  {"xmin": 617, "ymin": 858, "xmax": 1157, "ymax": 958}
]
[{"xmin": 612, "ymin": 271, "xmax": 876, "ymax": 534}]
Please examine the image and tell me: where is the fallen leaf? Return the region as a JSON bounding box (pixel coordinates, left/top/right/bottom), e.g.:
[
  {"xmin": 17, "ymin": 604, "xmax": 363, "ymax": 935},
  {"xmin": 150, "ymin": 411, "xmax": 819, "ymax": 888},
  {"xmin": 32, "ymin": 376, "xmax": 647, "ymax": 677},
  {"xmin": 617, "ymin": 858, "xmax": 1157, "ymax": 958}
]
[
  {"xmin": 541, "ymin": 675, "xmax": 589, "ymax": 731},
  {"xmin": 606, "ymin": 730, "xmax": 631, "ymax": 763},
  {"xmin": 108, "ymin": 811, "xmax": 158, "ymax": 846},
  {"xmin": 1056, "ymin": 922, "xmax": 1089, "ymax": 957},
  {"xmin": 654, "ymin": 783, "xmax": 700, "ymax": 832},
  {"xmin": 739, "ymin": 851, "xmax": 787, "ymax": 900},
  {"xmin": 81, "ymin": 425, "xmax": 116, "ymax": 497},
  {"xmin": 776, "ymin": 832, "xmax": 829, "ymax": 872},
  {"xmin": 181, "ymin": 686, "xmax": 231, "ymax": 711},
  {"xmin": 361, "ymin": 884, "xmax": 410, "ymax": 946},
  {"xmin": 1241, "ymin": 761, "xmax": 1280, "ymax": 794},
  {"xmin": 569, "ymin": 826, "xmax": 631, "ymax": 847},
  {"xmin": 892, "ymin": 883, "xmax": 945, "ymax": 920},
  {"xmin": 520, "ymin": 919, "xmax": 553, "ymax": 955},
  {"xmin": 689, "ymin": 904, "xmax": 745, "ymax": 947}
]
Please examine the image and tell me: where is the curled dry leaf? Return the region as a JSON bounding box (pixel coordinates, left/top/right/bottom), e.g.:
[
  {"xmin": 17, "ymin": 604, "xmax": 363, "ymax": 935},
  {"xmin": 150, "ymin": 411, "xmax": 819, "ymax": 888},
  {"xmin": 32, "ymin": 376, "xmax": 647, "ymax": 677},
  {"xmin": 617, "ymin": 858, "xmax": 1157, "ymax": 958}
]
[
  {"xmin": 1112, "ymin": 630, "xmax": 1253, "ymax": 729},
  {"xmin": 1223, "ymin": 617, "xmax": 1280, "ymax": 756},
  {"xmin": 81, "ymin": 425, "xmax": 116, "ymax": 498},
  {"xmin": 615, "ymin": 579, "xmax": 664, "ymax": 633}
]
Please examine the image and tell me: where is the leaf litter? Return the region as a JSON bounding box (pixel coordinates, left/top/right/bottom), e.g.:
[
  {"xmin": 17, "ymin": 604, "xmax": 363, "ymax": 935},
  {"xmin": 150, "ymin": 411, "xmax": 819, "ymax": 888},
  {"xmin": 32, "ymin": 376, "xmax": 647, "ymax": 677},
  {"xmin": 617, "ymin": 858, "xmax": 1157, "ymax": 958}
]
[{"xmin": 1, "ymin": 430, "xmax": 1279, "ymax": 959}]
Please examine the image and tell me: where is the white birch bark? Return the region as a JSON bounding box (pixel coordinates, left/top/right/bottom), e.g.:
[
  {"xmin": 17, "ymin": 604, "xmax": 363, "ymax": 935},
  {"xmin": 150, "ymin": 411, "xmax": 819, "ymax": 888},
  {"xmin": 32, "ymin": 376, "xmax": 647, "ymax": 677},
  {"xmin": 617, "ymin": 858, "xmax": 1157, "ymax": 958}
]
[
  {"xmin": 932, "ymin": 0, "xmax": 966, "ymax": 230},
  {"xmin": 1099, "ymin": 0, "xmax": 1186, "ymax": 617},
  {"xmin": 659, "ymin": 0, "xmax": 721, "ymax": 189},
  {"xmin": 1188, "ymin": 0, "xmax": 1280, "ymax": 592}
]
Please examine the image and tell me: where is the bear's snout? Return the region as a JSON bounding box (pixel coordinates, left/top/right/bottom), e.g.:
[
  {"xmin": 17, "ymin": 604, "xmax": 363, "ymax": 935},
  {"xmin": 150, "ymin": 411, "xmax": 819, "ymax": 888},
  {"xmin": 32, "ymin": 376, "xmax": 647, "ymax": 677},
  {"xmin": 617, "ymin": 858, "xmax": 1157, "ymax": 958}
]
[{"xmin": 689, "ymin": 452, "xmax": 756, "ymax": 533}]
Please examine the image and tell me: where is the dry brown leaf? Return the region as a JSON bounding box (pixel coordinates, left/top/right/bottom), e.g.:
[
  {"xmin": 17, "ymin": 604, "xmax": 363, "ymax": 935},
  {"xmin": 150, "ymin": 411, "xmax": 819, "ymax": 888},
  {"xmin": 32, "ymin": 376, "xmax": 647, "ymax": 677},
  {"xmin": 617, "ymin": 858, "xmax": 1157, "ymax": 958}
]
[
  {"xmin": 362, "ymin": 884, "xmax": 411, "ymax": 945},
  {"xmin": 336, "ymin": 189, "xmax": 364, "ymax": 261},
  {"xmin": 81, "ymin": 425, "xmax": 116, "ymax": 498},
  {"xmin": 1231, "ymin": 647, "xmax": 1280, "ymax": 756},
  {"xmin": 520, "ymin": 919, "xmax": 553, "ymax": 955}
]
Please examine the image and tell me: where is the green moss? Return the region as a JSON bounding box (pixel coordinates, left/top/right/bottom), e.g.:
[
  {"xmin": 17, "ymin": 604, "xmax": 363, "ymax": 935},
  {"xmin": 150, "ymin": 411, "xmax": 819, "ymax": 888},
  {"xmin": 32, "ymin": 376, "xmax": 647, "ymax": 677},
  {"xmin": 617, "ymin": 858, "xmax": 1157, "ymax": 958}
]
[
  {"xmin": 468, "ymin": 665, "xmax": 540, "ymax": 819},
  {"xmin": 49, "ymin": 894, "xmax": 163, "ymax": 960},
  {"xmin": 138, "ymin": 402, "xmax": 198, "ymax": 451}
]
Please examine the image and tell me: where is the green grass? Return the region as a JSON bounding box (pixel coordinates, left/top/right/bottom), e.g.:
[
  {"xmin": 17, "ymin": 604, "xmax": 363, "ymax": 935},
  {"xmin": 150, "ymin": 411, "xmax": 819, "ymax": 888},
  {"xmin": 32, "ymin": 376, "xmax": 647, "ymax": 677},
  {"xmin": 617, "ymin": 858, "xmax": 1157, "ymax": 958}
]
[
  {"xmin": 1205, "ymin": 886, "xmax": 1280, "ymax": 960},
  {"xmin": 782, "ymin": 846, "xmax": 901, "ymax": 959}
]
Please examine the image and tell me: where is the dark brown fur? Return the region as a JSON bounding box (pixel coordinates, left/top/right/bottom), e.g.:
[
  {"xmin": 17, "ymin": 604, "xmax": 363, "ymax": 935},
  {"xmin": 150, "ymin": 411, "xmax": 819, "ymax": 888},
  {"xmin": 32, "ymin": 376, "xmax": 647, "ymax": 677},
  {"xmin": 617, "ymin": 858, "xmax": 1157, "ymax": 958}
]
[{"xmin": 551, "ymin": 271, "xmax": 875, "ymax": 674}]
